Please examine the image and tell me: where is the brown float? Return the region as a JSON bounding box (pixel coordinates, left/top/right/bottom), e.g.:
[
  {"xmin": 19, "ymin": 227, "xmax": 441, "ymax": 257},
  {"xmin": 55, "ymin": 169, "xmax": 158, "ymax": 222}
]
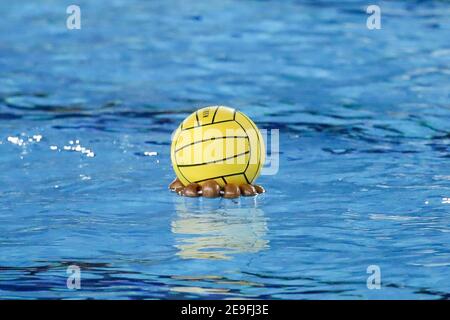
[{"xmin": 169, "ymin": 178, "xmax": 265, "ymax": 198}]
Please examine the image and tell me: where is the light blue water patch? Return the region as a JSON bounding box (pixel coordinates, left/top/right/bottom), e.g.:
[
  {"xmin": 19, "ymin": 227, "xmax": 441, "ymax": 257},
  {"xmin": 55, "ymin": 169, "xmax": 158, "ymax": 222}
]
[{"xmin": 1, "ymin": 0, "xmax": 450, "ymax": 299}]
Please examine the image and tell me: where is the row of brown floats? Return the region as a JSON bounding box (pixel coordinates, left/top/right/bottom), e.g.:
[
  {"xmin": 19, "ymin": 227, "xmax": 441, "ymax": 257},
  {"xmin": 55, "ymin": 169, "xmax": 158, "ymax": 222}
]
[{"xmin": 169, "ymin": 178, "xmax": 265, "ymax": 198}]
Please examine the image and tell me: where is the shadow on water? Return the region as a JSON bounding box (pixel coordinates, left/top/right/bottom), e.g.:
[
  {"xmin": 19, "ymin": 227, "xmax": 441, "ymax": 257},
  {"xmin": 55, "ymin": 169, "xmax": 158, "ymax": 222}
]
[{"xmin": 171, "ymin": 197, "xmax": 269, "ymax": 260}]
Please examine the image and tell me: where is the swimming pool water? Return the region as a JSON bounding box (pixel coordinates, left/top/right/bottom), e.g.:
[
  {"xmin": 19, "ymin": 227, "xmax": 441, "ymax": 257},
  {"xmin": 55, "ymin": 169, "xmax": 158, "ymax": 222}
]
[{"xmin": 1, "ymin": 0, "xmax": 450, "ymax": 299}]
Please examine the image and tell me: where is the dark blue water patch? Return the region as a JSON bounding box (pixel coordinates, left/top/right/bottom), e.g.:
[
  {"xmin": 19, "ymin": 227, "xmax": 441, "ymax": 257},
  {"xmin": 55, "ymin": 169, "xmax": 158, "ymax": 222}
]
[
  {"xmin": 0, "ymin": 113, "xmax": 22, "ymax": 119},
  {"xmin": 145, "ymin": 140, "xmax": 171, "ymax": 146}
]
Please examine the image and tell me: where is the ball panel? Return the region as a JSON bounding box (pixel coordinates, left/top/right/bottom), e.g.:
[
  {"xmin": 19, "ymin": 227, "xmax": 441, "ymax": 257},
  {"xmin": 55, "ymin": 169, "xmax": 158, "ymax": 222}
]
[
  {"xmin": 222, "ymin": 174, "xmax": 249, "ymax": 186},
  {"xmin": 177, "ymin": 149, "xmax": 250, "ymax": 167},
  {"xmin": 212, "ymin": 106, "xmax": 235, "ymax": 123},
  {"xmin": 175, "ymin": 121, "xmax": 247, "ymax": 152},
  {"xmin": 175, "ymin": 137, "xmax": 249, "ymax": 166},
  {"xmin": 181, "ymin": 106, "xmax": 235, "ymax": 130},
  {"xmin": 192, "ymin": 106, "xmax": 219, "ymax": 127},
  {"xmin": 178, "ymin": 152, "xmax": 249, "ymax": 181},
  {"xmin": 181, "ymin": 111, "xmax": 198, "ymax": 129}
]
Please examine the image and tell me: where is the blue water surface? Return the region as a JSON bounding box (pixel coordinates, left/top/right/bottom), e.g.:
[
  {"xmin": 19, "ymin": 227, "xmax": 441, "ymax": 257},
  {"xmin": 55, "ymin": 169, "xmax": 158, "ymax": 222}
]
[{"xmin": 1, "ymin": 0, "xmax": 450, "ymax": 299}]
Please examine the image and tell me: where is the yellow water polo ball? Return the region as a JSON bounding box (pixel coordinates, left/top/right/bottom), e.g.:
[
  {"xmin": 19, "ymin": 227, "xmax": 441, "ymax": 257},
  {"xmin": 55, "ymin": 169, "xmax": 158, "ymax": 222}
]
[{"xmin": 170, "ymin": 106, "xmax": 265, "ymax": 187}]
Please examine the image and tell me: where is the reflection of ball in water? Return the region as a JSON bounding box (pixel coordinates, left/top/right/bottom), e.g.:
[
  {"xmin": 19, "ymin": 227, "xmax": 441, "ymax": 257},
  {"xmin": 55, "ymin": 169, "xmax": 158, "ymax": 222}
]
[
  {"xmin": 171, "ymin": 106, "xmax": 265, "ymax": 187},
  {"xmin": 172, "ymin": 198, "xmax": 269, "ymax": 260}
]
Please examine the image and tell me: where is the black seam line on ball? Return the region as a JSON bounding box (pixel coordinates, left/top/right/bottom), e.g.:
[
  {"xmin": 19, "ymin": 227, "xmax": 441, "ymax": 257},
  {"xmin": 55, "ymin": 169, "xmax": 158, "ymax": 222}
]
[
  {"xmin": 243, "ymin": 172, "xmax": 250, "ymax": 184},
  {"xmin": 193, "ymin": 172, "xmax": 244, "ymax": 184},
  {"xmin": 177, "ymin": 150, "xmax": 250, "ymax": 167},
  {"xmin": 195, "ymin": 110, "xmax": 200, "ymax": 127},
  {"xmin": 175, "ymin": 135, "xmax": 249, "ymax": 153},
  {"xmin": 181, "ymin": 119, "xmax": 237, "ymax": 131},
  {"xmin": 222, "ymin": 177, "xmax": 227, "ymax": 184},
  {"xmin": 211, "ymin": 106, "xmax": 220, "ymax": 123},
  {"xmin": 233, "ymin": 109, "xmax": 236, "ymax": 120}
]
